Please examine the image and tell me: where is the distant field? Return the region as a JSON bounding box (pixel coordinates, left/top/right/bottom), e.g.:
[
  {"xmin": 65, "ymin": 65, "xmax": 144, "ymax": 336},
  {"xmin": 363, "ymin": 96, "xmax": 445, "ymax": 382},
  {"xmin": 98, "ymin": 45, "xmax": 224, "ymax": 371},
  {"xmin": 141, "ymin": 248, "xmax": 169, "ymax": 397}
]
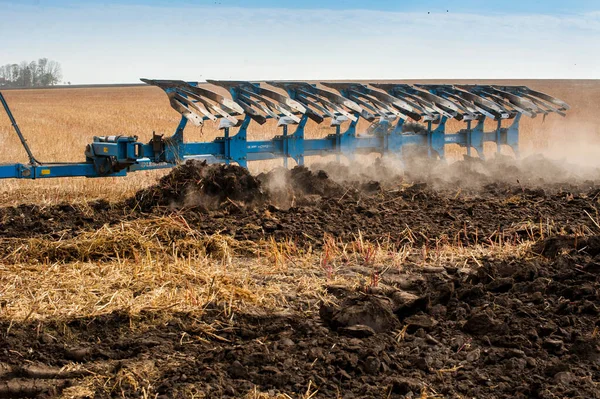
[{"xmin": 1, "ymin": 80, "xmax": 598, "ymax": 205}]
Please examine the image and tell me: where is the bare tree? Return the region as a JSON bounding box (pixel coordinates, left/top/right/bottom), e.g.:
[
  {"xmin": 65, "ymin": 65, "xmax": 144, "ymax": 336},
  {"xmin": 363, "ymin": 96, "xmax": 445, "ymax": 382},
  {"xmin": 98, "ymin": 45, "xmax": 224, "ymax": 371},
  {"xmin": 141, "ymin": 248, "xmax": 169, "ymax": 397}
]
[
  {"xmin": 45, "ymin": 60, "xmax": 62, "ymax": 86},
  {"xmin": 0, "ymin": 59, "xmax": 63, "ymax": 88}
]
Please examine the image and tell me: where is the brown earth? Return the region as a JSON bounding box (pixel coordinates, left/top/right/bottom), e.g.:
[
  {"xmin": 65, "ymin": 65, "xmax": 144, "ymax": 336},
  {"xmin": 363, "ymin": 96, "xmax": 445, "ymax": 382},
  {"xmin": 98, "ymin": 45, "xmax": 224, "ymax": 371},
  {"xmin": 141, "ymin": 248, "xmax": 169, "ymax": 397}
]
[
  {"xmin": 1, "ymin": 158, "xmax": 600, "ymax": 398},
  {"xmin": 1, "ymin": 237, "xmax": 599, "ymax": 398},
  {"xmin": 1, "ymin": 157, "xmax": 600, "ymax": 248}
]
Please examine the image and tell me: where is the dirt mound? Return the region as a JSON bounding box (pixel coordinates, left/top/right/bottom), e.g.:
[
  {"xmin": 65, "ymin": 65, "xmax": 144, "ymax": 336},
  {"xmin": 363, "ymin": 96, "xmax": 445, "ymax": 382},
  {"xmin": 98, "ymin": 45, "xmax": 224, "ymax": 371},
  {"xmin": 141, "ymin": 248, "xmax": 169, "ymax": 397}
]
[
  {"xmin": 257, "ymin": 166, "xmax": 347, "ymax": 208},
  {"xmin": 289, "ymin": 166, "xmax": 344, "ymax": 197},
  {"xmin": 126, "ymin": 162, "xmax": 346, "ymax": 213},
  {"xmin": 127, "ymin": 160, "xmax": 265, "ymax": 212}
]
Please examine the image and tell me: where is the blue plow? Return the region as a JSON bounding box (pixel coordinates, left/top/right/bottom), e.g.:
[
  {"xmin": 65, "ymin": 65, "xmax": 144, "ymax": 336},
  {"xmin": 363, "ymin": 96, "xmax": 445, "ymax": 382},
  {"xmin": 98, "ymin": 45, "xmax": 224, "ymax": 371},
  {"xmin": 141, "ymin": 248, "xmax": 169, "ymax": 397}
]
[{"xmin": 0, "ymin": 80, "xmax": 569, "ymax": 179}]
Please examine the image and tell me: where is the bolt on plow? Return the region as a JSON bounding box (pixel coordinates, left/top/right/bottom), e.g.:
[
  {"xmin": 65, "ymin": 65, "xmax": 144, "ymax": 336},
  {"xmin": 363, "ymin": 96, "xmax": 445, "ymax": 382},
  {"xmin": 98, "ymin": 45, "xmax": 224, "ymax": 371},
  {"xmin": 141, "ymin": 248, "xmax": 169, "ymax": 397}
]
[{"xmin": 0, "ymin": 80, "xmax": 569, "ymax": 179}]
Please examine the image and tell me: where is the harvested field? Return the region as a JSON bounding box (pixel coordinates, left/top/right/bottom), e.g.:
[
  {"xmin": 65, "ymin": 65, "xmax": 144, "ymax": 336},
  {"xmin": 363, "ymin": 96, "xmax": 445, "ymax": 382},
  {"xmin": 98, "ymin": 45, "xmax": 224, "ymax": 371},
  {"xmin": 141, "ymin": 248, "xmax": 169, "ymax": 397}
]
[{"xmin": 1, "ymin": 82, "xmax": 600, "ymax": 398}]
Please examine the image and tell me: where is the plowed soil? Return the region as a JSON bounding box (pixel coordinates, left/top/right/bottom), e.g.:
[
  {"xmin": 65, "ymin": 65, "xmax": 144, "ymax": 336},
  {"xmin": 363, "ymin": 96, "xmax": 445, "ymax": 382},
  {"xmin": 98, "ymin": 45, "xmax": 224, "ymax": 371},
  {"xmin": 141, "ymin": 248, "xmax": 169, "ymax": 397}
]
[
  {"xmin": 2, "ymin": 158, "xmax": 599, "ymax": 246},
  {"xmin": 1, "ymin": 157, "xmax": 600, "ymax": 398}
]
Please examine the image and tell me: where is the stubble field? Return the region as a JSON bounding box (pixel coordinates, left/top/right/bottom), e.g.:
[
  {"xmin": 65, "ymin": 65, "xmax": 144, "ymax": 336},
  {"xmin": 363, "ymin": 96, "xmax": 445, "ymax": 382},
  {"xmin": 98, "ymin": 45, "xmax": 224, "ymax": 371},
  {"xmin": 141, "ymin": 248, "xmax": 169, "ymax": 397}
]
[{"xmin": 1, "ymin": 80, "xmax": 600, "ymax": 398}]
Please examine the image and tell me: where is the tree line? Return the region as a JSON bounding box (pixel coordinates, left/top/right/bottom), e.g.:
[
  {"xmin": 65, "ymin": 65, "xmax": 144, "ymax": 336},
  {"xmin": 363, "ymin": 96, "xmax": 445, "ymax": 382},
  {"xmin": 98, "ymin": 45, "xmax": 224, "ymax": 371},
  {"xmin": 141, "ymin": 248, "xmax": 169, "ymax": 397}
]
[{"xmin": 0, "ymin": 59, "xmax": 63, "ymax": 88}]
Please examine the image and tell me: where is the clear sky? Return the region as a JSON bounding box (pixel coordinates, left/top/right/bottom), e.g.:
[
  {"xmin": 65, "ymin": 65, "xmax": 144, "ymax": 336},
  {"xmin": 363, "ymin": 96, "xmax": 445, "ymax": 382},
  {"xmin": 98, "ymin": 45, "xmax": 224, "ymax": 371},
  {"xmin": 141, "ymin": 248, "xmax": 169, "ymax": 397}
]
[{"xmin": 1, "ymin": 0, "xmax": 599, "ymax": 83}]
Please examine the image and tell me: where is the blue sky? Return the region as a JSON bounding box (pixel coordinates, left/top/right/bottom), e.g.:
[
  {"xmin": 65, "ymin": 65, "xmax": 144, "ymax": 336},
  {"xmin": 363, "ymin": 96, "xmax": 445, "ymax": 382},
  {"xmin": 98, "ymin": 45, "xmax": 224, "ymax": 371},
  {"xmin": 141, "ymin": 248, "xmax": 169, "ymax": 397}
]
[
  {"xmin": 6, "ymin": 0, "xmax": 600, "ymax": 14},
  {"xmin": 1, "ymin": 0, "xmax": 599, "ymax": 83}
]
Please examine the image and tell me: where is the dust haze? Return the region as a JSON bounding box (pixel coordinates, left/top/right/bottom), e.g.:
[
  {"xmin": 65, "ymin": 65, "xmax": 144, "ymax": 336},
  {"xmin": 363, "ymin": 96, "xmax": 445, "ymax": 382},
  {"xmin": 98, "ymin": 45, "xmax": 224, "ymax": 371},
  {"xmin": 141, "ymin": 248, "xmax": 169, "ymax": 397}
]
[{"xmin": 298, "ymin": 119, "xmax": 600, "ymax": 192}]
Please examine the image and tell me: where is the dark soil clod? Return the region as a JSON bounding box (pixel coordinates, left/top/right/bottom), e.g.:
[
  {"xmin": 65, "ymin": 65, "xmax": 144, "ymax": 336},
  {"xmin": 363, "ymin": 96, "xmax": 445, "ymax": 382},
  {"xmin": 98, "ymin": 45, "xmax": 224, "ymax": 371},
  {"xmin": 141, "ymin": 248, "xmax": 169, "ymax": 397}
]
[
  {"xmin": 320, "ymin": 294, "xmax": 399, "ymax": 334},
  {"xmin": 127, "ymin": 160, "xmax": 265, "ymax": 211}
]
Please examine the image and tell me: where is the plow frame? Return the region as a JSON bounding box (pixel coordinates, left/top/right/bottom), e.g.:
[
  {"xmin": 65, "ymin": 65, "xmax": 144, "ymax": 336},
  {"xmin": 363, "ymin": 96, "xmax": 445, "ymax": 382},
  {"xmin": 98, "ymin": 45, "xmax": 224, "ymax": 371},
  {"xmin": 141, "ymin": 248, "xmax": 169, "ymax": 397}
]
[{"xmin": 0, "ymin": 80, "xmax": 563, "ymax": 180}]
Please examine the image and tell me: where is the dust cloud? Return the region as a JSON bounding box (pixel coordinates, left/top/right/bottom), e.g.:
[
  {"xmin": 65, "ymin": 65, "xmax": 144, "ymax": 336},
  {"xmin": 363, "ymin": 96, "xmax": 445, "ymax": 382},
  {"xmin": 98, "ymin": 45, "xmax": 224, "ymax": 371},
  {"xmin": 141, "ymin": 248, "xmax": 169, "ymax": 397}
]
[{"xmin": 304, "ymin": 144, "xmax": 600, "ymax": 193}]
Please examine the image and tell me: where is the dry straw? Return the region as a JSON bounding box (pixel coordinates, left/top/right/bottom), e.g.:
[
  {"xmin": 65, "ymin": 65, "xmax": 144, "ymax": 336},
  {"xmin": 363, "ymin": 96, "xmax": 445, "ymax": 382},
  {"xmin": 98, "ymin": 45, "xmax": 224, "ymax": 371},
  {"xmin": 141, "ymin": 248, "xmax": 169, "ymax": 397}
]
[{"xmin": 0, "ymin": 227, "xmax": 531, "ymax": 323}]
